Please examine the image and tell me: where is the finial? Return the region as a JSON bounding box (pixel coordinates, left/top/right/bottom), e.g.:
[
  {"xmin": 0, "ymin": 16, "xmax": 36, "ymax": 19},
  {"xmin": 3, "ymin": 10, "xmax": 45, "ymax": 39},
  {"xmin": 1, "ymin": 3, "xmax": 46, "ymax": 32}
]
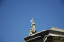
[
  {"xmin": 30, "ymin": 18, "xmax": 34, "ymax": 23},
  {"xmin": 29, "ymin": 18, "xmax": 37, "ymax": 36}
]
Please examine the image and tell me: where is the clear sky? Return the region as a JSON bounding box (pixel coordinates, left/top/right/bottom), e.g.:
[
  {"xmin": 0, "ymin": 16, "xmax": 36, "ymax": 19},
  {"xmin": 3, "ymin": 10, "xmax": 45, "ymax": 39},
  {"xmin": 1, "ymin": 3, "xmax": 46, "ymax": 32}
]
[{"xmin": 0, "ymin": 0, "xmax": 64, "ymax": 42}]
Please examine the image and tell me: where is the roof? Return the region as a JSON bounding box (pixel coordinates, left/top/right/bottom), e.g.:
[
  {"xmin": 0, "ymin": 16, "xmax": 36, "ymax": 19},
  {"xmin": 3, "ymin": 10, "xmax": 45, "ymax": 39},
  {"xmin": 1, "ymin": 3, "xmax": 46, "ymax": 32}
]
[{"xmin": 24, "ymin": 27, "xmax": 64, "ymax": 42}]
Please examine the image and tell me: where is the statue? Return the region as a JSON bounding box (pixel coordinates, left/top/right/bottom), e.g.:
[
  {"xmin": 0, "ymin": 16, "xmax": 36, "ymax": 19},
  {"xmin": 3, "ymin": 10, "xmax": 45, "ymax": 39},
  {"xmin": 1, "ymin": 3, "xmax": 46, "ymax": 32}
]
[{"xmin": 29, "ymin": 18, "xmax": 37, "ymax": 36}]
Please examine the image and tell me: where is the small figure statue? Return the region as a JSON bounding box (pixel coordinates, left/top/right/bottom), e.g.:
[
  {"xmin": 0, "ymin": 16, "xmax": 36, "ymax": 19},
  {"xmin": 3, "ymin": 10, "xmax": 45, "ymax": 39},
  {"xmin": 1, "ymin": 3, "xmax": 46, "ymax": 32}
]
[{"xmin": 29, "ymin": 18, "xmax": 37, "ymax": 36}]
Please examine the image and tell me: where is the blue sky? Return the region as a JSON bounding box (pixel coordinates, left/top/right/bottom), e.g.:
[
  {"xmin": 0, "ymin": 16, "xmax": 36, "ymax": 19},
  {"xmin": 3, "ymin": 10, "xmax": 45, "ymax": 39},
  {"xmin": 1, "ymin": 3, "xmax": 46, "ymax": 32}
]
[{"xmin": 0, "ymin": 0, "xmax": 64, "ymax": 42}]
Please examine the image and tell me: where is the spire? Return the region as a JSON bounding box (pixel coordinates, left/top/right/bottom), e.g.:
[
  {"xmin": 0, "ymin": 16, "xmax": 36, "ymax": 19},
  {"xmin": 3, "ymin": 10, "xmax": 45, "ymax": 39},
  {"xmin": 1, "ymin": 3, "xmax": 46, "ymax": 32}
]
[{"xmin": 29, "ymin": 18, "xmax": 37, "ymax": 36}]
